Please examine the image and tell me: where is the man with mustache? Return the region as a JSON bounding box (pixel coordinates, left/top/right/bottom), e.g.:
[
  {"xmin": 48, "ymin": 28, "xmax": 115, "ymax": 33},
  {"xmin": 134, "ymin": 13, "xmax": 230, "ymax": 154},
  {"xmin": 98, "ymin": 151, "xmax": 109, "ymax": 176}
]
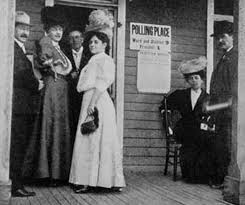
[
  {"xmin": 208, "ymin": 20, "xmax": 235, "ymax": 189},
  {"xmin": 64, "ymin": 26, "xmax": 85, "ymax": 140},
  {"xmin": 11, "ymin": 11, "xmax": 43, "ymax": 197}
]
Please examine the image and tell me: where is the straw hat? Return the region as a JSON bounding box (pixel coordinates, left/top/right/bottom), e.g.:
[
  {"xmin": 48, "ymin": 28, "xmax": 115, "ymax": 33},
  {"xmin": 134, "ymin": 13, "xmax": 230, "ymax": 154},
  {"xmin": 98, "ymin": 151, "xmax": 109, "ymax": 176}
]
[
  {"xmin": 179, "ymin": 56, "xmax": 207, "ymax": 75},
  {"xmin": 15, "ymin": 11, "xmax": 32, "ymax": 26}
]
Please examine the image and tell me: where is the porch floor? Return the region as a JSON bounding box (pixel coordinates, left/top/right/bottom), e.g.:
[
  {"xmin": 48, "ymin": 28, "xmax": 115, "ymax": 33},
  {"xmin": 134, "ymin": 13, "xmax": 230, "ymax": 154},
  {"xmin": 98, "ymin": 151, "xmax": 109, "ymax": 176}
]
[{"xmin": 10, "ymin": 173, "xmax": 233, "ymax": 205}]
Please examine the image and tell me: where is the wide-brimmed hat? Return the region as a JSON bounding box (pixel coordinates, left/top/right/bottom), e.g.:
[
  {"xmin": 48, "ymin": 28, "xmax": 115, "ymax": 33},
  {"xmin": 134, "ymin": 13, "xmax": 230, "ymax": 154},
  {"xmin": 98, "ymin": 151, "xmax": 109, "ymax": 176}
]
[
  {"xmin": 41, "ymin": 6, "xmax": 67, "ymax": 30},
  {"xmin": 15, "ymin": 11, "xmax": 32, "ymax": 26},
  {"xmin": 85, "ymin": 9, "xmax": 114, "ymax": 38},
  {"xmin": 210, "ymin": 20, "xmax": 233, "ymax": 37},
  {"xmin": 179, "ymin": 56, "xmax": 207, "ymax": 76}
]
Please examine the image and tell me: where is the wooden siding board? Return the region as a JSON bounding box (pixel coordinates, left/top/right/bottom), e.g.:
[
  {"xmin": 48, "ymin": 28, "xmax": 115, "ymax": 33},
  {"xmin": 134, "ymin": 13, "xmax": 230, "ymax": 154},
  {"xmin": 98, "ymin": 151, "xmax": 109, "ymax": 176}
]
[
  {"xmin": 124, "ymin": 156, "xmax": 165, "ymax": 166},
  {"xmin": 124, "ymin": 129, "xmax": 164, "ymax": 139},
  {"xmin": 124, "ymin": 111, "xmax": 161, "ymax": 121},
  {"xmin": 124, "ymin": 147, "xmax": 166, "ymax": 157},
  {"xmin": 124, "ymin": 102, "xmax": 161, "ymax": 112},
  {"xmin": 124, "ymin": 138, "xmax": 165, "ymax": 148},
  {"xmin": 124, "ymin": 120, "xmax": 162, "ymax": 130},
  {"xmin": 125, "ymin": 94, "xmax": 162, "ymax": 103}
]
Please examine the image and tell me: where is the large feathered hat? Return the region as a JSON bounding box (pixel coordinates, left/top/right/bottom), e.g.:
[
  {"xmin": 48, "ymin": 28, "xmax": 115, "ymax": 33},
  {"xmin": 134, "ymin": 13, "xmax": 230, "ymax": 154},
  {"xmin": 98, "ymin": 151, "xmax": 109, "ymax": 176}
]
[
  {"xmin": 85, "ymin": 9, "xmax": 114, "ymax": 38},
  {"xmin": 41, "ymin": 6, "xmax": 67, "ymax": 31},
  {"xmin": 179, "ymin": 56, "xmax": 207, "ymax": 76}
]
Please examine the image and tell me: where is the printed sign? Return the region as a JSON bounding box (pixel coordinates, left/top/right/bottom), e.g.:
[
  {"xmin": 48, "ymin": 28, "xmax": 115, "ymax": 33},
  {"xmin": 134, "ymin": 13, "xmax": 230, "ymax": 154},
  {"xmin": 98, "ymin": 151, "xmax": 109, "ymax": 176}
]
[
  {"xmin": 130, "ymin": 22, "xmax": 171, "ymax": 51},
  {"xmin": 137, "ymin": 50, "xmax": 171, "ymax": 93}
]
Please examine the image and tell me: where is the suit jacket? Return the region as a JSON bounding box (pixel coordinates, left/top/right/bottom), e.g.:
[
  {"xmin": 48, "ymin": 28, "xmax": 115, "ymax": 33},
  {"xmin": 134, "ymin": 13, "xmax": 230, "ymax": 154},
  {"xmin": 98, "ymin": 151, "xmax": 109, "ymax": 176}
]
[
  {"xmin": 210, "ymin": 48, "xmax": 236, "ymax": 105},
  {"xmin": 210, "ymin": 48, "xmax": 236, "ymax": 122},
  {"xmin": 12, "ymin": 42, "xmax": 39, "ymax": 115},
  {"xmin": 64, "ymin": 46, "xmax": 86, "ymax": 77}
]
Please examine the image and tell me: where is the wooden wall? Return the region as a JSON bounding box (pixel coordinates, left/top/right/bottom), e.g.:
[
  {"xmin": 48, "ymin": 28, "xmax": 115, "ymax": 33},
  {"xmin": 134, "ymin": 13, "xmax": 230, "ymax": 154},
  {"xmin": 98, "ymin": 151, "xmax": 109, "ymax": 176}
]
[{"xmin": 123, "ymin": 0, "xmax": 207, "ymax": 172}]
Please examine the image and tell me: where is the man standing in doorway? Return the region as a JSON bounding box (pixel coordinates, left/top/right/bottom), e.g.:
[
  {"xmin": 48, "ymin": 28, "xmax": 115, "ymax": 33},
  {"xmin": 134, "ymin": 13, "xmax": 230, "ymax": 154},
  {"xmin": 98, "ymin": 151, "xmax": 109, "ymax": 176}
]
[
  {"xmin": 64, "ymin": 26, "xmax": 85, "ymax": 139},
  {"xmin": 209, "ymin": 20, "xmax": 236, "ymax": 188},
  {"xmin": 11, "ymin": 11, "xmax": 43, "ymax": 197}
]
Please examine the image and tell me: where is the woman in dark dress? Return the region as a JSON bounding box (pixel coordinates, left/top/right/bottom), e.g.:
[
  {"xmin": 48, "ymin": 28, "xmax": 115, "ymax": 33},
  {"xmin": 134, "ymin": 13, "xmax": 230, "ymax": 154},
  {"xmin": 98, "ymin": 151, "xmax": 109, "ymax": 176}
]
[
  {"xmin": 22, "ymin": 7, "xmax": 73, "ymax": 185},
  {"xmin": 160, "ymin": 56, "xmax": 214, "ymax": 184}
]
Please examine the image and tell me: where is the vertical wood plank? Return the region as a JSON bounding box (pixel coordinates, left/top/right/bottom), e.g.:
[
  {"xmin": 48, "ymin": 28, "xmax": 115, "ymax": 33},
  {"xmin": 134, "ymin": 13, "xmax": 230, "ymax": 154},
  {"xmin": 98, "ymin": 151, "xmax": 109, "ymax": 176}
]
[
  {"xmin": 206, "ymin": 0, "xmax": 214, "ymax": 92},
  {"xmin": 0, "ymin": 0, "xmax": 15, "ymax": 204}
]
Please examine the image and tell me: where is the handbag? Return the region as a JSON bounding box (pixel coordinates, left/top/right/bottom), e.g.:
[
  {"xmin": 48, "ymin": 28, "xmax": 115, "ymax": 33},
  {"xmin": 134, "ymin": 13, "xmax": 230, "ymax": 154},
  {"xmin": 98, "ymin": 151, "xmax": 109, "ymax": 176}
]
[{"xmin": 81, "ymin": 107, "xmax": 99, "ymax": 135}]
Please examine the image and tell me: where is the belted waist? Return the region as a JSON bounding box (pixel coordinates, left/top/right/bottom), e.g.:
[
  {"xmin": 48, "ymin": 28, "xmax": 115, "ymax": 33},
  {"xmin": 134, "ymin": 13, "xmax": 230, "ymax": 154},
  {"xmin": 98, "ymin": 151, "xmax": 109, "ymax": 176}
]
[{"xmin": 43, "ymin": 70, "xmax": 70, "ymax": 81}]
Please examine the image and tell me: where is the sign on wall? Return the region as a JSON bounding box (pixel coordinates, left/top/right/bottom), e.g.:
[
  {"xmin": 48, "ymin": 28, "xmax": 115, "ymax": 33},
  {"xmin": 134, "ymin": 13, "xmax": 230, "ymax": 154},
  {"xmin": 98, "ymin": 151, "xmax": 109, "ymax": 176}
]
[
  {"xmin": 130, "ymin": 22, "xmax": 171, "ymax": 51},
  {"xmin": 137, "ymin": 50, "xmax": 171, "ymax": 93},
  {"xmin": 130, "ymin": 22, "xmax": 171, "ymax": 93}
]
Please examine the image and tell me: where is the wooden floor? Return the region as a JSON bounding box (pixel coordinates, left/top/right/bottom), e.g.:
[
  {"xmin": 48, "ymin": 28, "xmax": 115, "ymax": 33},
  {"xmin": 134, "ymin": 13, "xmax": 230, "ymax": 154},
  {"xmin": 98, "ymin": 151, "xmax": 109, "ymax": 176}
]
[{"xmin": 10, "ymin": 173, "xmax": 233, "ymax": 205}]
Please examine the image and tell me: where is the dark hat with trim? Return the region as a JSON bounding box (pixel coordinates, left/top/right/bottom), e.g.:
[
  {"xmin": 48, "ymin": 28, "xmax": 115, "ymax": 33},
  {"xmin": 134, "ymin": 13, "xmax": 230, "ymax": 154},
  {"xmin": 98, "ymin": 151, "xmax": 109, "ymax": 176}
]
[
  {"xmin": 41, "ymin": 6, "xmax": 67, "ymax": 31},
  {"xmin": 179, "ymin": 56, "xmax": 207, "ymax": 76},
  {"xmin": 68, "ymin": 25, "xmax": 84, "ymax": 34},
  {"xmin": 210, "ymin": 20, "xmax": 233, "ymax": 37}
]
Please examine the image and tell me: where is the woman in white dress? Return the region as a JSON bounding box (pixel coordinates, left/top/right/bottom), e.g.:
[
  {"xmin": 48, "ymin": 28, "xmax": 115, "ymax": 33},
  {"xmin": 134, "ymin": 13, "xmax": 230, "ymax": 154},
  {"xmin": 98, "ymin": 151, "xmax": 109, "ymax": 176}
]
[{"xmin": 69, "ymin": 31, "xmax": 126, "ymax": 193}]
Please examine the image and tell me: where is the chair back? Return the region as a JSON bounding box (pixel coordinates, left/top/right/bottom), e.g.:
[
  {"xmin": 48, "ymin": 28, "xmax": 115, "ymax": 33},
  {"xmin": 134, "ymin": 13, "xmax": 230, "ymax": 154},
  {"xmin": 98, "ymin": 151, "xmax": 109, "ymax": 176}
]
[{"xmin": 160, "ymin": 95, "xmax": 181, "ymax": 144}]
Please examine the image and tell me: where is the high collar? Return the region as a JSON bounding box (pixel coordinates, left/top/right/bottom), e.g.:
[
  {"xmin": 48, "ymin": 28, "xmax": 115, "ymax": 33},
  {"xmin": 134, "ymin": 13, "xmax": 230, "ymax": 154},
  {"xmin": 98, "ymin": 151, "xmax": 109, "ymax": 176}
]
[
  {"xmin": 52, "ymin": 40, "xmax": 60, "ymax": 48},
  {"xmin": 191, "ymin": 88, "xmax": 202, "ymax": 94},
  {"xmin": 14, "ymin": 38, "xmax": 25, "ymax": 49},
  {"xmin": 72, "ymin": 46, "xmax": 83, "ymax": 55}
]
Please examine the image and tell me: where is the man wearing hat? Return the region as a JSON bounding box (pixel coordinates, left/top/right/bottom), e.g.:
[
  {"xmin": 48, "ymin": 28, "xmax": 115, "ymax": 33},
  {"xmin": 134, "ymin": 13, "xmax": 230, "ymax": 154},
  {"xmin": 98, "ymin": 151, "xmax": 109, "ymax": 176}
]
[
  {"xmin": 208, "ymin": 20, "xmax": 236, "ymax": 188},
  {"xmin": 159, "ymin": 57, "xmax": 214, "ymax": 184},
  {"xmin": 63, "ymin": 26, "xmax": 85, "ymax": 140},
  {"xmin": 11, "ymin": 11, "xmax": 43, "ymax": 197}
]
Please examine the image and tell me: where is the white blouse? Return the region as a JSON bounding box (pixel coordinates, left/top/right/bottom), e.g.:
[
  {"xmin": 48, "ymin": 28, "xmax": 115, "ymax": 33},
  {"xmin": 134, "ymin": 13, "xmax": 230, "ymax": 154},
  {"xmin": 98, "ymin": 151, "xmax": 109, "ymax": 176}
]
[{"xmin": 77, "ymin": 52, "xmax": 115, "ymax": 93}]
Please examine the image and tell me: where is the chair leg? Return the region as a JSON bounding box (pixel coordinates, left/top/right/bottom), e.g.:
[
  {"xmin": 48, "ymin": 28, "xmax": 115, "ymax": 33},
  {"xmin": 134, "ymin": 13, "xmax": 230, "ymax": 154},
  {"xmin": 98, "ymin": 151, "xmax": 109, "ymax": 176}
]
[
  {"xmin": 164, "ymin": 147, "xmax": 169, "ymax": 175},
  {"xmin": 173, "ymin": 147, "xmax": 178, "ymax": 181}
]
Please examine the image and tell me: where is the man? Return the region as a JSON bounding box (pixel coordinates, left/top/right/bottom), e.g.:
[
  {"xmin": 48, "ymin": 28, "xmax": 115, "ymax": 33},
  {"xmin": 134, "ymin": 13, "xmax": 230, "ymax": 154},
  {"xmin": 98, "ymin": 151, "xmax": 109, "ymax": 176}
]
[
  {"xmin": 209, "ymin": 20, "xmax": 236, "ymax": 188},
  {"xmin": 64, "ymin": 26, "xmax": 85, "ymax": 139},
  {"xmin": 11, "ymin": 11, "xmax": 43, "ymax": 197}
]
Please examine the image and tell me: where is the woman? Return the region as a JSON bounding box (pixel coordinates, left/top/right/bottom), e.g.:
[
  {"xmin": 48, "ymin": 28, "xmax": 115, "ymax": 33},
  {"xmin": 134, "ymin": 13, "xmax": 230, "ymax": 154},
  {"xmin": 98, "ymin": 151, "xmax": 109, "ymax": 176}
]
[
  {"xmin": 160, "ymin": 56, "xmax": 214, "ymax": 184},
  {"xmin": 22, "ymin": 7, "xmax": 73, "ymax": 185},
  {"xmin": 69, "ymin": 31, "xmax": 126, "ymax": 193}
]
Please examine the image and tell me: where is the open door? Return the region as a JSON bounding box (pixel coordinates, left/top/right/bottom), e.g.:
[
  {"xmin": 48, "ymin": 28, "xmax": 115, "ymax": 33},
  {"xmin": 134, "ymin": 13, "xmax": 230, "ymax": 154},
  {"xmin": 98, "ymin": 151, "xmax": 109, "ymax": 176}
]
[
  {"xmin": 45, "ymin": 0, "xmax": 126, "ymax": 139},
  {"xmin": 206, "ymin": 0, "xmax": 233, "ymax": 92}
]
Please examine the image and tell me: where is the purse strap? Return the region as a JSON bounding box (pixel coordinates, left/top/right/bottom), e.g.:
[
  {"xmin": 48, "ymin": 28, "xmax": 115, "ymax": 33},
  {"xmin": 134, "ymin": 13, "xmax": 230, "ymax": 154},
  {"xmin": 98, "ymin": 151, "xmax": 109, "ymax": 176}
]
[{"xmin": 84, "ymin": 114, "xmax": 94, "ymax": 122}]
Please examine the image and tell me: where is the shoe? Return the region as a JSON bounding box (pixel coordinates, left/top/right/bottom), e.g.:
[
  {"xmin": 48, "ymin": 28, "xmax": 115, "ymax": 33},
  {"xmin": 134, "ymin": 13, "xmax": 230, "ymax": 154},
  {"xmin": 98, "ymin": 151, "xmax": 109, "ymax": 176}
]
[
  {"xmin": 74, "ymin": 185, "xmax": 89, "ymax": 194},
  {"xmin": 111, "ymin": 187, "xmax": 123, "ymax": 192},
  {"xmin": 12, "ymin": 188, "xmax": 36, "ymax": 197},
  {"xmin": 210, "ymin": 183, "xmax": 224, "ymax": 189}
]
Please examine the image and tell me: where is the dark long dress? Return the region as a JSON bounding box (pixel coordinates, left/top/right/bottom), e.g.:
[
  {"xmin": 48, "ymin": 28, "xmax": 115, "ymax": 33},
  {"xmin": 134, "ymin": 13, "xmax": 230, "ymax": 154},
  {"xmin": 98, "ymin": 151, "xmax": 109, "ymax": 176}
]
[
  {"xmin": 22, "ymin": 36, "xmax": 73, "ymax": 181},
  {"xmin": 162, "ymin": 88, "xmax": 214, "ymax": 183}
]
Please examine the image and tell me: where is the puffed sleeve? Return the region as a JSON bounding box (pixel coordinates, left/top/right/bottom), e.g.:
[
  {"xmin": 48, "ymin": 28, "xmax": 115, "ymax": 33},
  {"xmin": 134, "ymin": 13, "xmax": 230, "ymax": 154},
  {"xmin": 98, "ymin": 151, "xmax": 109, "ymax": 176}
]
[
  {"xmin": 95, "ymin": 56, "xmax": 115, "ymax": 92},
  {"xmin": 76, "ymin": 61, "xmax": 97, "ymax": 93}
]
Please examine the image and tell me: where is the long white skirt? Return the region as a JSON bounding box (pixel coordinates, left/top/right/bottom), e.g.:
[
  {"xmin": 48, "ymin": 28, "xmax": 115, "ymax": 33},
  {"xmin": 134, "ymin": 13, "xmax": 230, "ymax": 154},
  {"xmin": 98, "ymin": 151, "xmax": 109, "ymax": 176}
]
[{"xmin": 69, "ymin": 89, "xmax": 126, "ymax": 188}]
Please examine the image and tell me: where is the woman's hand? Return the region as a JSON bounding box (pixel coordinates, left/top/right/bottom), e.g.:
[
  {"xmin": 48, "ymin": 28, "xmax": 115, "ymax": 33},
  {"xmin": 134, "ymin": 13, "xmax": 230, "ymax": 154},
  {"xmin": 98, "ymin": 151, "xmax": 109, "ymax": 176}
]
[{"xmin": 87, "ymin": 104, "xmax": 95, "ymax": 115}]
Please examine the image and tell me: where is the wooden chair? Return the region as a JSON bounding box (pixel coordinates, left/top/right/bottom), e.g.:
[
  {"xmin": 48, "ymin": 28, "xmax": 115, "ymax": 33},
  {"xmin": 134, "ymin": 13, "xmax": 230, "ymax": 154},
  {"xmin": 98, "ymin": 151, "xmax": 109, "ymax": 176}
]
[{"xmin": 160, "ymin": 95, "xmax": 181, "ymax": 181}]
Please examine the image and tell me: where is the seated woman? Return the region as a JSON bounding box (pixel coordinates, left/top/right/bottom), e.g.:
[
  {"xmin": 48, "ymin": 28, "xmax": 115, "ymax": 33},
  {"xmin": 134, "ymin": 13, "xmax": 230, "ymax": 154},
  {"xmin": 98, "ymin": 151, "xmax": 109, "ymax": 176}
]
[{"xmin": 160, "ymin": 56, "xmax": 214, "ymax": 184}]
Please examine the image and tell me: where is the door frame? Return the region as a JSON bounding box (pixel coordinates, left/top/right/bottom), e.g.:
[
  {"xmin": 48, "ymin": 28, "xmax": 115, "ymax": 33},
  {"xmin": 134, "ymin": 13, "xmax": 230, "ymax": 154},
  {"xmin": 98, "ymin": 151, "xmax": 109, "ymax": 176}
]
[
  {"xmin": 45, "ymin": 0, "xmax": 126, "ymax": 140},
  {"xmin": 206, "ymin": 0, "xmax": 233, "ymax": 92}
]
